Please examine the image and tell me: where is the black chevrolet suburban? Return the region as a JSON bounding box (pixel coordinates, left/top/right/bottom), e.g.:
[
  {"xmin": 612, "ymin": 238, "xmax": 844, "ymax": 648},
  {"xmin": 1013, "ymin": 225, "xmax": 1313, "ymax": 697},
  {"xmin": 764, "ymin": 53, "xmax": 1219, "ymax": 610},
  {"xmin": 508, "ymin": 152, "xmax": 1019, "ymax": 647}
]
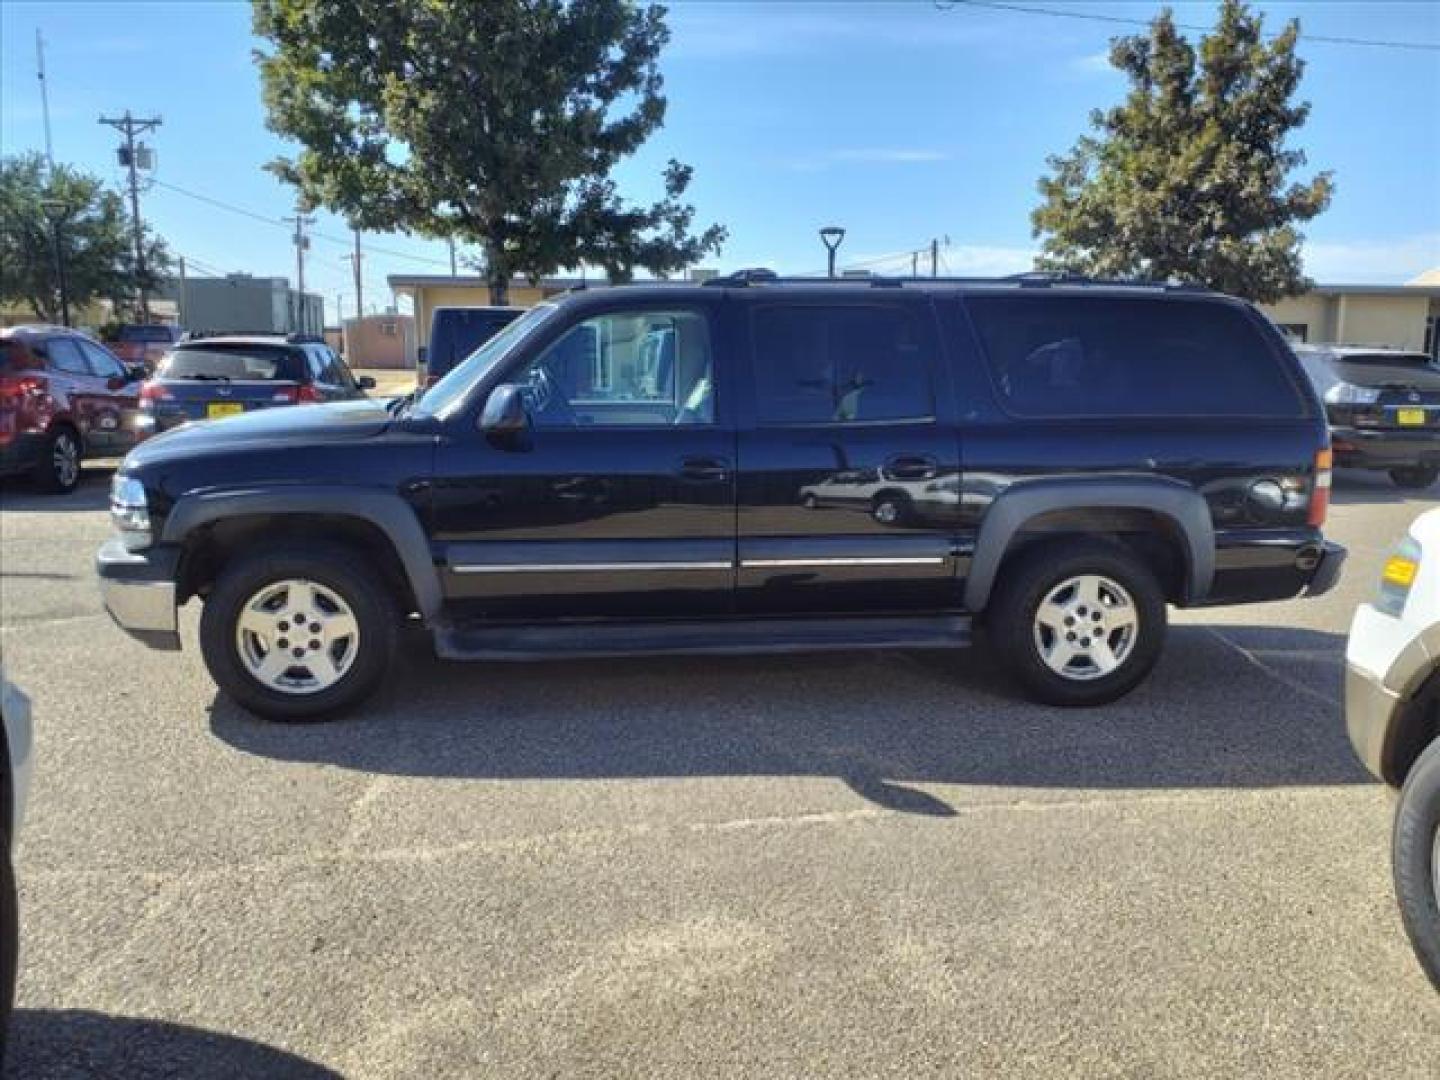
[{"xmin": 96, "ymin": 273, "xmax": 1344, "ymax": 721}]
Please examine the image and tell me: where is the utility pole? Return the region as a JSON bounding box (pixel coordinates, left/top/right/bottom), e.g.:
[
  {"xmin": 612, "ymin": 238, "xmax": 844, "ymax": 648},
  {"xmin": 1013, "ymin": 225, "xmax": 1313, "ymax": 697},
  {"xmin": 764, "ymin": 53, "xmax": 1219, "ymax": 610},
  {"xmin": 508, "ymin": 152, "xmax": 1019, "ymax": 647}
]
[
  {"xmin": 348, "ymin": 230, "xmax": 364, "ymax": 319},
  {"xmin": 36, "ymin": 31, "xmax": 55, "ymax": 171},
  {"xmin": 286, "ymin": 211, "xmax": 314, "ymax": 333},
  {"xmin": 177, "ymin": 256, "xmax": 187, "ymax": 328},
  {"xmin": 448, "ymin": 237, "xmax": 458, "ymax": 276},
  {"xmin": 931, "ymin": 238, "xmax": 939, "ymax": 278},
  {"xmin": 336, "ymin": 293, "xmax": 343, "ymax": 326},
  {"xmin": 99, "ymin": 110, "xmax": 162, "ymax": 322},
  {"xmin": 911, "ymin": 251, "xmax": 919, "ymax": 278}
]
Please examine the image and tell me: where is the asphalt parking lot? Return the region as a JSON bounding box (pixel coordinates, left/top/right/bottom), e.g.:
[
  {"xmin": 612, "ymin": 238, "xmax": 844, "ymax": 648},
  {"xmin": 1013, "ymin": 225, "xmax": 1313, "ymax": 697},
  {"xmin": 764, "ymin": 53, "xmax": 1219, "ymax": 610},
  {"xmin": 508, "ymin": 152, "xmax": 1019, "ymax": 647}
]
[{"xmin": 2, "ymin": 466, "xmax": 1438, "ymax": 1078}]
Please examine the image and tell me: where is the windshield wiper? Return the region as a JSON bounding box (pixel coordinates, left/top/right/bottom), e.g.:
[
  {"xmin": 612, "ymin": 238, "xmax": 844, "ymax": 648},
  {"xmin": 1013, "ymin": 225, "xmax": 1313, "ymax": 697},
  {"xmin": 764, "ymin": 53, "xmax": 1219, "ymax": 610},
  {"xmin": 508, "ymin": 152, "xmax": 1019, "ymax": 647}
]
[{"xmin": 386, "ymin": 390, "xmax": 417, "ymax": 418}]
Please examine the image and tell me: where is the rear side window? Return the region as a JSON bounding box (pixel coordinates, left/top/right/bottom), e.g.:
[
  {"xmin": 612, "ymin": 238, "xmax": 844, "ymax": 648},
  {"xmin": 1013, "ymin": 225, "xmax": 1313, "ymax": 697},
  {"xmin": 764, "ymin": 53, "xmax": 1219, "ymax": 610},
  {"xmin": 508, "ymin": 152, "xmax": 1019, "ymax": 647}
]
[
  {"xmin": 965, "ymin": 296, "xmax": 1304, "ymax": 418},
  {"xmin": 45, "ymin": 338, "xmax": 90, "ymax": 376},
  {"xmin": 752, "ymin": 304, "xmax": 935, "ymax": 424},
  {"xmin": 161, "ymin": 345, "xmax": 305, "ymax": 381}
]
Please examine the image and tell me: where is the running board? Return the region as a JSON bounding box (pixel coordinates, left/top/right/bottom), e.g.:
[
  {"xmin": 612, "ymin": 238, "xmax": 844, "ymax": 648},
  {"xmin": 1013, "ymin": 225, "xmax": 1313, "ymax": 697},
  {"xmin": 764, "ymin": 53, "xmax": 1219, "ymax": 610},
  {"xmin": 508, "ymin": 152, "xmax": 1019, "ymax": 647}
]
[{"xmin": 433, "ymin": 614, "xmax": 972, "ymax": 661}]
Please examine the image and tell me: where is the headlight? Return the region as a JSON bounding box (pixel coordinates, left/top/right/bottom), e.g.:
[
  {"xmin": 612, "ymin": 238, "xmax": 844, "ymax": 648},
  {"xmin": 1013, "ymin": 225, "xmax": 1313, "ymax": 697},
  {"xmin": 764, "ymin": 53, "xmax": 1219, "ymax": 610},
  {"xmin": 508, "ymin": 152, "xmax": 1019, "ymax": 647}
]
[
  {"xmin": 1324, "ymin": 383, "xmax": 1381, "ymax": 405},
  {"xmin": 1376, "ymin": 535, "xmax": 1421, "ymax": 617},
  {"xmin": 110, "ymin": 474, "xmax": 152, "ymax": 551}
]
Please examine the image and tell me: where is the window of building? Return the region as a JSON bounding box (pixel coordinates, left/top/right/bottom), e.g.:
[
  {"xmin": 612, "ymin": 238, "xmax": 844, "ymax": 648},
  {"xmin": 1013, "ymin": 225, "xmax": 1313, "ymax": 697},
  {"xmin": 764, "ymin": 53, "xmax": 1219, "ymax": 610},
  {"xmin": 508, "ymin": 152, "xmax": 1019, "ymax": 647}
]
[
  {"xmin": 965, "ymin": 295, "xmax": 1306, "ymax": 418},
  {"xmin": 751, "ymin": 304, "xmax": 935, "ymax": 425}
]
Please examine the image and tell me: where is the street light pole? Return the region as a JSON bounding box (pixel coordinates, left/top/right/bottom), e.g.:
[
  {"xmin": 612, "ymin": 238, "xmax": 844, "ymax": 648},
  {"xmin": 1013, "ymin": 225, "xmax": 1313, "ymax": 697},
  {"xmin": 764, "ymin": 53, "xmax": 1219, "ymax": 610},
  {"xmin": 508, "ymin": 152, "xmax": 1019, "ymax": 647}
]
[
  {"xmin": 819, "ymin": 226, "xmax": 846, "ymax": 279},
  {"xmin": 40, "ymin": 199, "xmax": 70, "ymax": 327}
]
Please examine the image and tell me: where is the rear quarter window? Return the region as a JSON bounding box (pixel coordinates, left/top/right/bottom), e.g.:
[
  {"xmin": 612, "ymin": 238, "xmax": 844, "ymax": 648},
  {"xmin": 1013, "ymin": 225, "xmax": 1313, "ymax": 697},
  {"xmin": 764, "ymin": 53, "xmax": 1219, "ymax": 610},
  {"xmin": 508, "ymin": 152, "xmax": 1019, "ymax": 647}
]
[{"xmin": 964, "ymin": 295, "xmax": 1306, "ymax": 419}]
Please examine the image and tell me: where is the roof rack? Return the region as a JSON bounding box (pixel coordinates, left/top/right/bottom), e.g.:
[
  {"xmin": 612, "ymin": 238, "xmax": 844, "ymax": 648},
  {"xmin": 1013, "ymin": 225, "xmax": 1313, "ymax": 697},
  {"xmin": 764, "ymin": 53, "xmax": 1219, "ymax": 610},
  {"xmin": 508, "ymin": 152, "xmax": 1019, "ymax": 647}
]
[{"xmin": 701, "ymin": 268, "xmax": 1212, "ymax": 292}]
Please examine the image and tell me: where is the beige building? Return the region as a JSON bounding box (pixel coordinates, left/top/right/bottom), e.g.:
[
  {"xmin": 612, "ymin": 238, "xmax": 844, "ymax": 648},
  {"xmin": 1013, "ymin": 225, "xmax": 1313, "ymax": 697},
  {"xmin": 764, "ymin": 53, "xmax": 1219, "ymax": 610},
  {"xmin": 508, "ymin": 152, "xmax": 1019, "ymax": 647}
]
[
  {"xmin": 386, "ymin": 275, "xmax": 590, "ymax": 347},
  {"xmin": 340, "ymin": 313, "xmax": 417, "ymax": 369},
  {"xmin": 1262, "ymin": 271, "xmax": 1440, "ymax": 357}
]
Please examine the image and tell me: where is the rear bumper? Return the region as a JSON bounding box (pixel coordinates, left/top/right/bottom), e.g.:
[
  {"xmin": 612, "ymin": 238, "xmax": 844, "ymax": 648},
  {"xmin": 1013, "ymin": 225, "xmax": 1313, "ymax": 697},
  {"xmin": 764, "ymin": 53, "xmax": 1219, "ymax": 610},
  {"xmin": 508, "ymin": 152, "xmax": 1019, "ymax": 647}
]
[
  {"xmin": 0, "ymin": 431, "xmax": 46, "ymax": 476},
  {"xmin": 95, "ymin": 538, "xmax": 181, "ymax": 650},
  {"xmin": 1198, "ymin": 529, "xmax": 1346, "ymax": 605},
  {"xmin": 1331, "ymin": 426, "xmax": 1440, "ymax": 469}
]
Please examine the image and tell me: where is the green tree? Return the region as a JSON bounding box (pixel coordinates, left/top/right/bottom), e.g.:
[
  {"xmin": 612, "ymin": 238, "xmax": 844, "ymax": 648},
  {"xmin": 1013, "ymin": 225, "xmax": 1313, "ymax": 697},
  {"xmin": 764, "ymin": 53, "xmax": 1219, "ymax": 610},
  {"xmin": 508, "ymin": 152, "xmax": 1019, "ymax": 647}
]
[
  {"xmin": 1031, "ymin": 0, "xmax": 1333, "ymax": 302},
  {"xmin": 0, "ymin": 153, "xmax": 172, "ymax": 323},
  {"xmin": 253, "ymin": 0, "xmax": 726, "ymax": 304}
]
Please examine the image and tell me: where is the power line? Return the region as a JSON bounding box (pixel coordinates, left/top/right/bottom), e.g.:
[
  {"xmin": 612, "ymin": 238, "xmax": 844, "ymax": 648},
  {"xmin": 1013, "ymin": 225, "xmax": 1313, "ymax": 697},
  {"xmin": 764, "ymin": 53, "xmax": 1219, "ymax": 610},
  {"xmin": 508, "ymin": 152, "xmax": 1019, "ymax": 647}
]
[
  {"xmin": 148, "ymin": 178, "xmax": 454, "ymax": 268},
  {"xmin": 940, "ymin": 1, "xmax": 1440, "ymax": 53}
]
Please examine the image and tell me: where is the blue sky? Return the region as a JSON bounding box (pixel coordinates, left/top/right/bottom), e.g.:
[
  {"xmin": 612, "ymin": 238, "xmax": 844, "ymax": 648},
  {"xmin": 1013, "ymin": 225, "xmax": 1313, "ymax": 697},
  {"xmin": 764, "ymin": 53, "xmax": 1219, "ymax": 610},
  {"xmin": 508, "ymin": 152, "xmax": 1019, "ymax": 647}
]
[{"xmin": 3, "ymin": 1, "xmax": 1437, "ymax": 320}]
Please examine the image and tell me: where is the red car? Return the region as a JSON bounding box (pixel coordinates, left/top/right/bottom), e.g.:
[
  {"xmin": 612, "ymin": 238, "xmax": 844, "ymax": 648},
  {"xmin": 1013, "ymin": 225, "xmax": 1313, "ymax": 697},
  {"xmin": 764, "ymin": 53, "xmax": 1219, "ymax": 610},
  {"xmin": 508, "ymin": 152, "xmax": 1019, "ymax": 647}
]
[{"xmin": 0, "ymin": 326, "xmax": 143, "ymax": 493}]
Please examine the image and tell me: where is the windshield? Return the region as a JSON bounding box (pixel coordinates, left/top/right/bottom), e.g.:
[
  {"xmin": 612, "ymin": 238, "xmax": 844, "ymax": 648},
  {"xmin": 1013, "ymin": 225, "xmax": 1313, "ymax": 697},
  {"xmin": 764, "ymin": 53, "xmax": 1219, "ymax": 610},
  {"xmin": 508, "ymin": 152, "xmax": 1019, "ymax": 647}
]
[
  {"xmin": 160, "ymin": 345, "xmax": 305, "ymax": 381},
  {"xmin": 412, "ymin": 303, "xmax": 559, "ymax": 419}
]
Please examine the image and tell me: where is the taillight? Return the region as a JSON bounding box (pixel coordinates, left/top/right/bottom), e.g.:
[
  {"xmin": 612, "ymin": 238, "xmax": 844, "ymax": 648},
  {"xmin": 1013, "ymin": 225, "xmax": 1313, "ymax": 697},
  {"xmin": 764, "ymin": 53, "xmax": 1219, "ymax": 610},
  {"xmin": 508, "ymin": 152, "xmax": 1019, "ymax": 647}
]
[
  {"xmin": 295, "ymin": 384, "xmax": 322, "ymax": 403},
  {"xmin": 1308, "ymin": 448, "xmax": 1332, "ymax": 527},
  {"xmin": 138, "ymin": 381, "xmax": 172, "ymax": 408},
  {"xmin": 0, "ymin": 374, "xmax": 44, "ymax": 398}
]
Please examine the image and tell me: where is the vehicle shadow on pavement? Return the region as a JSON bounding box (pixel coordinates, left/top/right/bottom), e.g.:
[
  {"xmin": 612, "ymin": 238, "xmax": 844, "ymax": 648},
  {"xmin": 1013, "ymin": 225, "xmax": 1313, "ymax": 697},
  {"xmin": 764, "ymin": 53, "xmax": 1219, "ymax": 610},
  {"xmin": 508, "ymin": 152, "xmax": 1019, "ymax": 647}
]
[
  {"xmin": 0, "ymin": 471, "xmax": 113, "ymax": 514},
  {"xmin": 209, "ymin": 622, "xmax": 1370, "ymax": 814},
  {"xmin": 1332, "ymin": 470, "xmax": 1439, "ymax": 506},
  {"xmin": 2, "ymin": 1008, "xmax": 341, "ymax": 1079}
]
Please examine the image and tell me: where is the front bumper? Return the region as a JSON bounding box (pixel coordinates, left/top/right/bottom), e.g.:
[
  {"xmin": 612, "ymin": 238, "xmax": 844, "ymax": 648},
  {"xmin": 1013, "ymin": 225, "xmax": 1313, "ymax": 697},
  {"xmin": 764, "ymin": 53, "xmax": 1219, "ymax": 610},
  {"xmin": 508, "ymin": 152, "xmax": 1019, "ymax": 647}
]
[
  {"xmin": 1345, "ymin": 658, "xmax": 1404, "ymax": 782},
  {"xmin": 1330, "ymin": 426, "xmax": 1440, "ymax": 470},
  {"xmin": 96, "ymin": 538, "xmax": 181, "ymax": 651}
]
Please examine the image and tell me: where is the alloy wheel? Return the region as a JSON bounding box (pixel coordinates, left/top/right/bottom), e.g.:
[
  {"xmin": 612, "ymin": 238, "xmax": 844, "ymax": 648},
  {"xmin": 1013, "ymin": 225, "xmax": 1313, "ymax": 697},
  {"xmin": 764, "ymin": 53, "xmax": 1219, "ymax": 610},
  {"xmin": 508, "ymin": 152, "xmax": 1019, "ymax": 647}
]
[
  {"xmin": 1032, "ymin": 574, "xmax": 1139, "ymax": 682},
  {"xmin": 53, "ymin": 433, "xmax": 79, "ymax": 489},
  {"xmin": 235, "ymin": 578, "xmax": 360, "ymax": 695}
]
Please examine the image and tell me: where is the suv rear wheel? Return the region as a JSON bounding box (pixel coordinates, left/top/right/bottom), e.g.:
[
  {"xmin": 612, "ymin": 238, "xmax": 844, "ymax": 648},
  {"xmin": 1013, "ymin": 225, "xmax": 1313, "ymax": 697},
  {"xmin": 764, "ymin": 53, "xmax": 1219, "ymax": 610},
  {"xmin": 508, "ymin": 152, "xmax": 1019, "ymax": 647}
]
[
  {"xmin": 1394, "ymin": 736, "xmax": 1440, "ymax": 990},
  {"xmin": 199, "ymin": 542, "xmax": 397, "ymax": 721},
  {"xmin": 988, "ymin": 538, "xmax": 1167, "ymax": 706},
  {"xmin": 33, "ymin": 425, "xmax": 81, "ymax": 494},
  {"xmin": 1389, "ymin": 466, "xmax": 1439, "ymax": 491}
]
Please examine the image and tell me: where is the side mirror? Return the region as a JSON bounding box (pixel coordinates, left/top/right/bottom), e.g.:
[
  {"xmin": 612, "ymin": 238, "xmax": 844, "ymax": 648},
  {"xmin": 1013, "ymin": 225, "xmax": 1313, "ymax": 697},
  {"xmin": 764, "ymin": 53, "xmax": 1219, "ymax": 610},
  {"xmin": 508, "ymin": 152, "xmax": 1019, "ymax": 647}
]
[
  {"xmin": 479, "ymin": 383, "xmax": 530, "ymax": 437},
  {"xmin": 357, "ymin": 375, "xmax": 377, "ymax": 390},
  {"xmin": 107, "ymin": 375, "xmax": 127, "ymax": 391}
]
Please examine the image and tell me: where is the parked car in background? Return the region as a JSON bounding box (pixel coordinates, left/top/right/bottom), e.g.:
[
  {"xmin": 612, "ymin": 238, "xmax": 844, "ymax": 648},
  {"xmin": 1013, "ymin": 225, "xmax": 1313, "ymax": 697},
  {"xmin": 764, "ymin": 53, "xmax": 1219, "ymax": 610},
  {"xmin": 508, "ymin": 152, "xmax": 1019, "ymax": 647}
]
[
  {"xmin": 107, "ymin": 324, "xmax": 185, "ymax": 372},
  {"xmin": 1345, "ymin": 508, "xmax": 1440, "ymax": 990},
  {"xmin": 98, "ymin": 274, "xmax": 1342, "ymax": 722},
  {"xmin": 0, "ymin": 325, "xmax": 143, "ymax": 493},
  {"xmin": 424, "ymin": 306, "xmax": 524, "ymax": 387},
  {"xmin": 1295, "ymin": 345, "xmax": 1440, "ymax": 490},
  {"xmin": 137, "ymin": 334, "xmax": 374, "ymax": 439},
  {"xmin": 1, "ymin": 656, "xmax": 35, "ymax": 1041}
]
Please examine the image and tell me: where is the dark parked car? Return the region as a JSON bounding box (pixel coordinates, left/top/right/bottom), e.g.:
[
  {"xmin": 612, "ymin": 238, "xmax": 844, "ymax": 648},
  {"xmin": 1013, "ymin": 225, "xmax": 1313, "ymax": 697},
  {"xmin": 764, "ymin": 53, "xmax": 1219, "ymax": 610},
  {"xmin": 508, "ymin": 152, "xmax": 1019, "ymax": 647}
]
[
  {"xmin": 0, "ymin": 325, "xmax": 142, "ymax": 492},
  {"xmin": 1295, "ymin": 344, "xmax": 1440, "ymax": 489},
  {"xmin": 108, "ymin": 323, "xmax": 185, "ymax": 372},
  {"xmin": 97, "ymin": 273, "xmax": 1343, "ymax": 721},
  {"xmin": 137, "ymin": 334, "xmax": 374, "ymax": 439},
  {"xmin": 424, "ymin": 306, "xmax": 524, "ymax": 387}
]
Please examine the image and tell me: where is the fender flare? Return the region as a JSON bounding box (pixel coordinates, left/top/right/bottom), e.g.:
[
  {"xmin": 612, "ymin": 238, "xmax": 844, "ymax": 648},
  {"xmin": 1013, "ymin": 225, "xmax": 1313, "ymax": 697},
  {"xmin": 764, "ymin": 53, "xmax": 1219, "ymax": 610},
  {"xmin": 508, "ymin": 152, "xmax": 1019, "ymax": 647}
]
[
  {"xmin": 963, "ymin": 477, "xmax": 1214, "ymax": 612},
  {"xmin": 160, "ymin": 486, "xmax": 442, "ymax": 619}
]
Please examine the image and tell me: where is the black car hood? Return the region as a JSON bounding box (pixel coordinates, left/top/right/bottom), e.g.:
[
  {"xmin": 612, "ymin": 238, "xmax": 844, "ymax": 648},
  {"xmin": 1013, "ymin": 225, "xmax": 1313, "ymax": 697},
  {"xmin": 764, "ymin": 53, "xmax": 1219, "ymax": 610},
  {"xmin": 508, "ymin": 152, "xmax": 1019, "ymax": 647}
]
[{"xmin": 125, "ymin": 399, "xmax": 393, "ymax": 468}]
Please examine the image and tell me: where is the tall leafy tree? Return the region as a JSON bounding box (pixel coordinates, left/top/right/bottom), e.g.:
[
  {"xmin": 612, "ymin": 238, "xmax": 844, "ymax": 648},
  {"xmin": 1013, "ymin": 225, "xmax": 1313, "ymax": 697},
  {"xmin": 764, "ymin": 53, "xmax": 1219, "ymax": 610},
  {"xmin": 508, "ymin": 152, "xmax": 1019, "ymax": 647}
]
[
  {"xmin": 1031, "ymin": 0, "xmax": 1333, "ymax": 302},
  {"xmin": 253, "ymin": 0, "xmax": 726, "ymax": 304},
  {"xmin": 0, "ymin": 153, "xmax": 171, "ymax": 322}
]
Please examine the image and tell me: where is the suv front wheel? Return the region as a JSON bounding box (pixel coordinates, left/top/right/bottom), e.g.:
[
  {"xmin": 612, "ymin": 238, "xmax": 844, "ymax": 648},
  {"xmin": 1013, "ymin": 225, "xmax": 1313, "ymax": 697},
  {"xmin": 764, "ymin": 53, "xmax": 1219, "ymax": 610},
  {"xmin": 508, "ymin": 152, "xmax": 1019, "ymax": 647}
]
[
  {"xmin": 988, "ymin": 538, "xmax": 1167, "ymax": 707},
  {"xmin": 200, "ymin": 542, "xmax": 397, "ymax": 721},
  {"xmin": 1394, "ymin": 736, "xmax": 1440, "ymax": 990}
]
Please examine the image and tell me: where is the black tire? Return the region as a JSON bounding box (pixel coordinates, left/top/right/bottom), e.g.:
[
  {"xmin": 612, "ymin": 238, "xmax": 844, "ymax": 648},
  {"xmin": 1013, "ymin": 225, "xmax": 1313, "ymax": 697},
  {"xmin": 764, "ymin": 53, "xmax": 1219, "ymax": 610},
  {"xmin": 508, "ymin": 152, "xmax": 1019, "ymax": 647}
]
[
  {"xmin": 199, "ymin": 542, "xmax": 398, "ymax": 722},
  {"xmin": 31, "ymin": 425, "xmax": 81, "ymax": 494},
  {"xmin": 987, "ymin": 537, "xmax": 1167, "ymax": 707},
  {"xmin": 1389, "ymin": 466, "xmax": 1439, "ymax": 491},
  {"xmin": 1394, "ymin": 737, "xmax": 1440, "ymax": 990},
  {"xmin": 0, "ymin": 841, "xmax": 16, "ymax": 1053}
]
